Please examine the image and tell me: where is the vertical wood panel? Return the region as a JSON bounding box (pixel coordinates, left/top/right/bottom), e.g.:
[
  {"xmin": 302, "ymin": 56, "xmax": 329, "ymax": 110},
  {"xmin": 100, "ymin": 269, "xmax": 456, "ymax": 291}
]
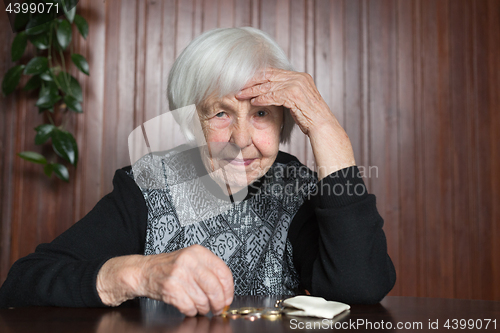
[
  {"xmin": 367, "ymin": 0, "xmax": 400, "ymax": 295},
  {"xmin": 472, "ymin": 0, "xmax": 493, "ymax": 302},
  {"xmin": 436, "ymin": 0, "xmax": 454, "ymax": 299},
  {"xmin": 0, "ymin": 16, "xmax": 15, "ymax": 282},
  {"xmin": 421, "ymin": 0, "xmax": 440, "ymax": 298},
  {"xmin": 219, "ymin": 0, "xmax": 234, "ymax": 28},
  {"xmin": 116, "ymin": 0, "xmax": 139, "ymax": 169},
  {"xmin": 100, "ymin": 0, "xmax": 122, "ymax": 195},
  {"xmin": 176, "ymin": 0, "xmax": 194, "ymax": 56},
  {"xmin": 329, "ymin": 0, "xmax": 344, "ymax": 129},
  {"xmin": 144, "ymin": 0, "xmax": 166, "ymax": 123},
  {"xmin": 275, "ymin": 0, "xmax": 290, "ymax": 57},
  {"xmin": 464, "ymin": 0, "xmax": 481, "ymax": 300},
  {"xmin": 234, "ymin": 0, "xmax": 252, "ymax": 27},
  {"xmin": 260, "ymin": 0, "xmax": 277, "ymax": 38},
  {"xmin": 134, "ymin": 0, "xmax": 147, "ymax": 129},
  {"xmin": 281, "ymin": 0, "xmax": 307, "ymax": 163},
  {"xmin": 421, "ymin": 0, "xmax": 454, "ymax": 298},
  {"xmin": 162, "ymin": 0, "xmax": 178, "ymax": 148},
  {"xmin": 193, "ymin": 0, "xmax": 203, "ymax": 37},
  {"xmin": 413, "ymin": 0, "xmax": 426, "ymax": 297},
  {"xmin": 396, "ymin": 0, "xmax": 418, "ymax": 297},
  {"xmin": 314, "ymin": 0, "xmax": 332, "ymax": 166},
  {"xmin": 344, "ymin": 0, "xmax": 363, "ymax": 172},
  {"xmin": 449, "ymin": 0, "xmax": 472, "ymax": 299},
  {"xmin": 79, "ymin": 0, "xmax": 106, "ymax": 214},
  {"xmin": 487, "ymin": 0, "xmax": 500, "ymax": 301},
  {"xmin": 202, "ymin": 0, "xmax": 218, "ymax": 31},
  {"xmin": 251, "ymin": 0, "xmax": 260, "ymax": 28},
  {"xmin": 1, "ymin": 0, "xmax": 499, "ymax": 300},
  {"xmin": 14, "ymin": 45, "xmax": 43, "ymax": 260}
]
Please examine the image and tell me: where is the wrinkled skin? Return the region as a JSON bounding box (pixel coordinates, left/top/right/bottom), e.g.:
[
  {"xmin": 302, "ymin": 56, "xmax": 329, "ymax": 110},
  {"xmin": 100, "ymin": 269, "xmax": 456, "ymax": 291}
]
[{"xmin": 195, "ymin": 94, "xmax": 283, "ymax": 195}]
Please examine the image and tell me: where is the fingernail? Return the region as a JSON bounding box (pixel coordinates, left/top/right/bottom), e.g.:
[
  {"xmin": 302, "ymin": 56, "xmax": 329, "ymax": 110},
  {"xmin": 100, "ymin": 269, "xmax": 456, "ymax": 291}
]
[{"xmin": 250, "ymin": 98, "xmax": 256, "ymax": 104}]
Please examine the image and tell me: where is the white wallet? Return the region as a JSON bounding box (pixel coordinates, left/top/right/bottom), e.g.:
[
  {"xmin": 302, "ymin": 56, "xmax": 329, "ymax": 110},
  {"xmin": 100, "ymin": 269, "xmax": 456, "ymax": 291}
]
[{"xmin": 282, "ymin": 295, "xmax": 350, "ymax": 319}]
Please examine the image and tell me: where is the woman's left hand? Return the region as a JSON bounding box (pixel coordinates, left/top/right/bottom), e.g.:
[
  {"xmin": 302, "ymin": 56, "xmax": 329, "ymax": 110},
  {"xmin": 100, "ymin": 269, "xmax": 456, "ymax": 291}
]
[{"xmin": 236, "ymin": 68, "xmax": 356, "ymax": 179}]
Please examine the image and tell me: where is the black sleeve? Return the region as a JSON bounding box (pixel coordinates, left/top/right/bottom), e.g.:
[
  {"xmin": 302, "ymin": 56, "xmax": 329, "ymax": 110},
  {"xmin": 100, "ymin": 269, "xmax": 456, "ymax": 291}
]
[
  {"xmin": 0, "ymin": 167, "xmax": 148, "ymax": 308},
  {"xmin": 288, "ymin": 165, "xmax": 396, "ymax": 304}
]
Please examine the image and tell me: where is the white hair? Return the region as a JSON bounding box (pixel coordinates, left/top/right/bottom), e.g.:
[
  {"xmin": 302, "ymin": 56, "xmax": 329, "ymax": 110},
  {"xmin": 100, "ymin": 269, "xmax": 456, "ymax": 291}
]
[{"xmin": 167, "ymin": 27, "xmax": 295, "ymax": 144}]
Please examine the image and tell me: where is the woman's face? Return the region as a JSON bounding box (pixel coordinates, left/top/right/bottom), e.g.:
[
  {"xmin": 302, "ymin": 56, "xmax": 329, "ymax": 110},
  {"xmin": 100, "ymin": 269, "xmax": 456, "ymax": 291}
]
[{"xmin": 196, "ymin": 93, "xmax": 283, "ymax": 195}]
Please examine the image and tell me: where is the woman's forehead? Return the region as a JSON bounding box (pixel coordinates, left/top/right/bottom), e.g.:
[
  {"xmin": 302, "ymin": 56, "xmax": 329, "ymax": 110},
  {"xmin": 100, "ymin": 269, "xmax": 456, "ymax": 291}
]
[
  {"xmin": 200, "ymin": 95, "xmax": 246, "ymax": 112},
  {"xmin": 201, "ymin": 95, "xmax": 282, "ymax": 113}
]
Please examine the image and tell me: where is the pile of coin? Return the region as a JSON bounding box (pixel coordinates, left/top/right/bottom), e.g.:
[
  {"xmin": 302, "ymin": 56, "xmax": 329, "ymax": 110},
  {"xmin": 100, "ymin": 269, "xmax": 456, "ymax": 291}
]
[{"xmin": 221, "ymin": 306, "xmax": 282, "ymax": 321}]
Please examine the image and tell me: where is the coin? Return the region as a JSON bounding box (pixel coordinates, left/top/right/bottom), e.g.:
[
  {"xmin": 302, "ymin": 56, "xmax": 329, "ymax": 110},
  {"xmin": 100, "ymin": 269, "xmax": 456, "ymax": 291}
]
[
  {"xmin": 238, "ymin": 307, "xmax": 257, "ymax": 315},
  {"xmin": 244, "ymin": 313, "xmax": 261, "ymax": 321},
  {"xmin": 227, "ymin": 314, "xmax": 241, "ymax": 319},
  {"xmin": 247, "ymin": 312, "xmax": 262, "ymax": 317},
  {"xmin": 262, "ymin": 309, "xmax": 282, "ymax": 321}
]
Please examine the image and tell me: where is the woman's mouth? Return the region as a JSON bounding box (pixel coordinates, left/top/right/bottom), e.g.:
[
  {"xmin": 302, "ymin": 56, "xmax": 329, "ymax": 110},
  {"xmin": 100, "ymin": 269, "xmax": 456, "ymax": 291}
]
[{"xmin": 225, "ymin": 158, "xmax": 256, "ymax": 166}]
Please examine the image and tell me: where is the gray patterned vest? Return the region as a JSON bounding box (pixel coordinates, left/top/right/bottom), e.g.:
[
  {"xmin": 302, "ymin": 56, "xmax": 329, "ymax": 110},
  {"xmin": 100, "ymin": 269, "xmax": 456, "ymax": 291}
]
[{"xmin": 128, "ymin": 145, "xmax": 317, "ymax": 295}]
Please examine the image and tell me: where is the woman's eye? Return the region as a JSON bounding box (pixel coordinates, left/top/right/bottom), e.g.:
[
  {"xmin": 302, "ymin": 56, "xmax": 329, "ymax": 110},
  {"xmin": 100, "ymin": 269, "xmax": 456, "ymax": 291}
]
[
  {"xmin": 215, "ymin": 112, "xmax": 226, "ymax": 118},
  {"xmin": 257, "ymin": 110, "xmax": 267, "ymax": 117}
]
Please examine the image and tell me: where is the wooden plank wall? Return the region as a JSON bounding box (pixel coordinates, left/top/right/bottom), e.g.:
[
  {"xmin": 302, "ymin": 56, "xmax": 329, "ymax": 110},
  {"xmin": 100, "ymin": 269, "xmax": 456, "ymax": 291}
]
[{"xmin": 0, "ymin": 0, "xmax": 499, "ymax": 300}]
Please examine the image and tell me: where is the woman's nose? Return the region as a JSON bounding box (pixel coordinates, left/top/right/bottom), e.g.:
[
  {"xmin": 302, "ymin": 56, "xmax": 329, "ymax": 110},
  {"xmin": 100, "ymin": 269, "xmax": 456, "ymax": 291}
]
[{"xmin": 229, "ymin": 122, "xmax": 252, "ymax": 149}]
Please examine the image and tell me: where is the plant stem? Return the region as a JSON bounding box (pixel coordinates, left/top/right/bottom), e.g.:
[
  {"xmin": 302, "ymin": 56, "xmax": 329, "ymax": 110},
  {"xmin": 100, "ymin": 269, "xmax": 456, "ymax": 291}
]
[
  {"xmin": 58, "ymin": 48, "xmax": 71, "ymax": 93},
  {"xmin": 47, "ymin": 21, "xmax": 62, "ymax": 90},
  {"xmin": 46, "ymin": 111, "xmax": 55, "ymax": 125}
]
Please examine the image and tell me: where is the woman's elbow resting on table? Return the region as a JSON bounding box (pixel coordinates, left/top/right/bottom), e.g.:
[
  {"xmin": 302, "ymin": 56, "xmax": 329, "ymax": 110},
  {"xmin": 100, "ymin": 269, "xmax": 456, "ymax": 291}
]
[{"xmin": 310, "ymin": 256, "xmax": 396, "ymax": 304}]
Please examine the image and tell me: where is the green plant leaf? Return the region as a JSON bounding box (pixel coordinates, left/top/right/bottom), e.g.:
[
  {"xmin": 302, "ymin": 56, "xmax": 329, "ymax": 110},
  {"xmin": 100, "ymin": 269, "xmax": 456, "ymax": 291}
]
[
  {"xmin": 18, "ymin": 151, "xmax": 47, "ymax": 164},
  {"xmin": 24, "ymin": 57, "xmax": 49, "ymax": 75},
  {"xmin": 23, "ymin": 75, "xmax": 42, "ymax": 91},
  {"xmin": 56, "ymin": 72, "xmax": 82, "ymax": 101},
  {"xmin": 56, "ymin": 20, "xmax": 72, "ymax": 50},
  {"xmin": 36, "ymin": 82, "xmax": 61, "ymax": 108},
  {"xmin": 40, "ymin": 81, "xmax": 59, "ymax": 95},
  {"xmin": 14, "ymin": 12, "xmax": 30, "ymax": 31},
  {"xmin": 52, "ymin": 129, "xmax": 78, "ymax": 166},
  {"xmin": 36, "ymin": 93, "xmax": 61, "ymax": 108},
  {"xmin": 26, "ymin": 15, "xmax": 52, "ymax": 35},
  {"xmin": 71, "ymin": 54, "xmax": 89, "ymax": 76},
  {"xmin": 28, "ymin": 33, "xmax": 49, "ymax": 50},
  {"xmin": 52, "ymin": 163, "xmax": 69, "ymax": 182},
  {"xmin": 12, "ymin": 32, "xmax": 28, "ymax": 61},
  {"xmin": 34, "ymin": 124, "xmax": 56, "ymax": 145},
  {"xmin": 63, "ymin": 95, "xmax": 82, "ymax": 113},
  {"xmin": 2, "ymin": 65, "xmax": 25, "ymax": 95},
  {"xmin": 40, "ymin": 71, "xmax": 54, "ymax": 81},
  {"xmin": 43, "ymin": 163, "xmax": 53, "ymax": 177},
  {"xmin": 74, "ymin": 15, "xmax": 88, "ymax": 39},
  {"xmin": 63, "ymin": 1, "xmax": 76, "ymax": 23}
]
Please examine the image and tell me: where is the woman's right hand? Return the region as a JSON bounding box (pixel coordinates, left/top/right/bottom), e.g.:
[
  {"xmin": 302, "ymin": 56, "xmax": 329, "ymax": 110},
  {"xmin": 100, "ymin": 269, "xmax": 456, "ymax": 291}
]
[{"xmin": 96, "ymin": 244, "xmax": 234, "ymax": 316}]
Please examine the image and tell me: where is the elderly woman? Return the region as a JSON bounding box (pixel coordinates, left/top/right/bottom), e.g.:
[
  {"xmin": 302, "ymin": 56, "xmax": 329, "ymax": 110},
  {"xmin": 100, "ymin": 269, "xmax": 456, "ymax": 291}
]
[{"xmin": 0, "ymin": 27, "xmax": 395, "ymax": 315}]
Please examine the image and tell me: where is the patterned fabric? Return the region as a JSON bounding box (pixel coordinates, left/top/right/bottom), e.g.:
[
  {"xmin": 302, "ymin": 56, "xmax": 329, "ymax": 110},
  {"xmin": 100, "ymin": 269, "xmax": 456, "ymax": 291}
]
[{"xmin": 127, "ymin": 146, "xmax": 317, "ymax": 296}]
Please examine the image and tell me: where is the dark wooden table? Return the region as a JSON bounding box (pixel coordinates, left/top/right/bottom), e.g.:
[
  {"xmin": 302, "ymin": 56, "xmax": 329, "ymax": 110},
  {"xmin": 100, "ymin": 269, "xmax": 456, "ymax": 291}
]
[{"xmin": 1, "ymin": 296, "xmax": 499, "ymax": 332}]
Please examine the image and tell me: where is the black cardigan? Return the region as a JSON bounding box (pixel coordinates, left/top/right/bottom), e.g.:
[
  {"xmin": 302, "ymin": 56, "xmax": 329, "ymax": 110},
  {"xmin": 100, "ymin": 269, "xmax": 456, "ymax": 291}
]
[{"xmin": 0, "ymin": 152, "xmax": 396, "ymax": 307}]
